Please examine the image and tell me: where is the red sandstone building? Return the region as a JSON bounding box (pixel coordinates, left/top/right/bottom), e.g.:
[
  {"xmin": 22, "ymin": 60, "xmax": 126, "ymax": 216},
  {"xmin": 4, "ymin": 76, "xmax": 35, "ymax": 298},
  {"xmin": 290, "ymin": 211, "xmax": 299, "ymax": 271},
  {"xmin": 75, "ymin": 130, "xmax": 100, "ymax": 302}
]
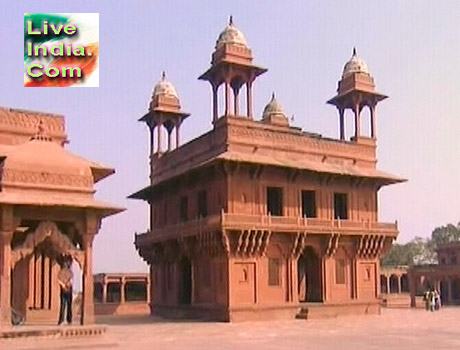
[
  {"xmin": 0, "ymin": 107, "xmax": 122, "ymax": 327},
  {"xmin": 132, "ymin": 18, "xmax": 405, "ymax": 321}
]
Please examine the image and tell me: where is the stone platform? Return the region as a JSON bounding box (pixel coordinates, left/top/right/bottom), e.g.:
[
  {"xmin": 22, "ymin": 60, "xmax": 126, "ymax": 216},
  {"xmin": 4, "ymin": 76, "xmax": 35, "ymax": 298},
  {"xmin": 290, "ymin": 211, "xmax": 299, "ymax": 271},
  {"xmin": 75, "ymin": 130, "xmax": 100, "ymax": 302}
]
[{"xmin": 0, "ymin": 324, "xmax": 107, "ymax": 340}]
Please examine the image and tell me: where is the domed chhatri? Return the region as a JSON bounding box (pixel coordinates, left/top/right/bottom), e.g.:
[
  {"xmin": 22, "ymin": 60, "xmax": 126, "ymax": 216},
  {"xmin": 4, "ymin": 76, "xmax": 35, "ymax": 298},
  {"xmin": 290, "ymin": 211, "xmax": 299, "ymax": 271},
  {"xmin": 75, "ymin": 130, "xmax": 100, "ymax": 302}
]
[
  {"xmin": 342, "ymin": 48, "xmax": 370, "ymax": 78},
  {"xmin": 152, "ymin": 71, "xmax": 179, "ymax": 100},
  {"xmin": 262, "ymin": 93, "xmax": 289, "ymax": 127},
  {"xmin": 215, "ymin": 15, "xmax": 248, "ymax": 49}
]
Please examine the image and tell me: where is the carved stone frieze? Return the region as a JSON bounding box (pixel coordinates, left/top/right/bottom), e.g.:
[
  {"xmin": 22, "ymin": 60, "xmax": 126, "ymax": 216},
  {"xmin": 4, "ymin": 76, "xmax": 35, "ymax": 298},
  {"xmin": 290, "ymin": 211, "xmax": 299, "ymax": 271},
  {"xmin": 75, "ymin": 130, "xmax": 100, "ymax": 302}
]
[{"xmin": 0, "ymin": 168, "xmax": 93, "ymax": 189}]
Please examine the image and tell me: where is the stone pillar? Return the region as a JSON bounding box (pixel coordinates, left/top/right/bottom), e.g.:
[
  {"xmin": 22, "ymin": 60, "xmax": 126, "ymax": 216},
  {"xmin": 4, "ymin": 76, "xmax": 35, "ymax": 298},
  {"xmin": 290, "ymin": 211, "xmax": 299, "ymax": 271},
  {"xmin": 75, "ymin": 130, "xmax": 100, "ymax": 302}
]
[
  {"xmin": 225, "ymin": 80, "xmax": 231, "ymax": 116},
  {"xmin": 167, "ymin": 130, "xmax": 172, "ymax": 152},
  {"xmin": 370, "ymin": 104, "xmax": 377, "ymax": 139},
  {"xmin": 386, "ymin": 275, "xmax": 390, "ymax": 295},
  {"xmin": 148, "ymin": 124, "xmax": 155, "ymax": 157},
  {"xmin": 102, "ymin": 277, "xmax": 107, "ymax": 304},
  {"xmin": 397, "ymin": 275, "xmax": 402, "ymax": 294},
  {"xmin": 81, "ymin": 234, "xmax": 95, "ymax": 325},
  {"xmin": 156, "ymin": 123, "xmax": 162, "ymax": 154},
  {"xmin": 339, "ymin": 108, "xmax": 345, "ymax": 140},
  {"xmin": 120, "ymin": 277, "xmax": 126, "ymax": 304},
  {"xmin": 175, "ymin": 123, "xmax": 181, "ymax": 149},
  {"xmin": 146, "ymin": 273, "xmax": 151, "ymax": 304},
  {"xmin": 354, "ymin": 103, "xmax": 360, "ymax": 140},
  {"xmin": 212, "ymin": 84, "xmax": 218, "ymax": 123},
  {"xmin": 233, "ymin": 88, "xmax": 240, "ymax": 116},
  {"xmin": 408, "ymin": 271, "xmax": 416, "ymax": 308},
  {"xmin": 0, "ymin": 230, "xmax": 13, "ymax": 328},
  {"xmin": 246, "ymin": 82, "xmax": 253, "ymax": 118}
]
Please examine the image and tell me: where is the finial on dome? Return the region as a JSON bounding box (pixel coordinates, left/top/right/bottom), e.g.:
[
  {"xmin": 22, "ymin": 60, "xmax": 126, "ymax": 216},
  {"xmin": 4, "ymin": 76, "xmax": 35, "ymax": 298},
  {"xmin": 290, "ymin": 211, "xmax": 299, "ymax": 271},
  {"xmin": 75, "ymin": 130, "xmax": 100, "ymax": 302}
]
[
  {"xmin": 352, "ymin": 47, "xmax": 357, "ymax": 56},
  {"xmin": 229, "ymin": 15, "xmax": 233, "ymax": 26},
  {"xmin": 161, "ymin": 71, "xmax": 166, "ymax": 80},
  {"xmin": 271, "ymin": 92, "xmax": 276, "ymax": 100}
]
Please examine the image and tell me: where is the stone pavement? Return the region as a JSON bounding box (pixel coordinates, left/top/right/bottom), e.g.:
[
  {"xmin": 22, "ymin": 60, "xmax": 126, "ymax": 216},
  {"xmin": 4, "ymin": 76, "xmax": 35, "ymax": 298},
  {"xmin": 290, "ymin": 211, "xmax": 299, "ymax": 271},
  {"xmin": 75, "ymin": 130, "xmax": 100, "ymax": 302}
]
[{"xmin": 3, "ymin": 308, "xmax": 460, "ymax": 350}]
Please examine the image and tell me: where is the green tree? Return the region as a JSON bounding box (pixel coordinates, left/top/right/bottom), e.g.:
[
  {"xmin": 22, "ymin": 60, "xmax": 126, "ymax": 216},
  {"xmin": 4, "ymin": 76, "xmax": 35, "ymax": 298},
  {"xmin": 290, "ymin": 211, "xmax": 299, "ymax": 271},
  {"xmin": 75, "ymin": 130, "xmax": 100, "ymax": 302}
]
[{"xmin": 431, "ymin": 222, "xmax": 460, "ymax": 246}]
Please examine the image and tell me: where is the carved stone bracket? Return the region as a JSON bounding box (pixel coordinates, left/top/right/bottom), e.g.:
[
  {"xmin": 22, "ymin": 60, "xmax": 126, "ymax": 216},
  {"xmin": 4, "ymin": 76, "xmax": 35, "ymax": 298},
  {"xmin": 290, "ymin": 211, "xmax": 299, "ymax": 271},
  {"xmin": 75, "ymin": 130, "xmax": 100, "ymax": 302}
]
[
  {"xmin": 290, "ymin": 231, "xmax": 308, "ymax": 258},
  {"xmin": 356, "ymin": 234, "xmax": 386, "ymax": 259},
  {"xmin": 10, "ymin": 220, "xmax": 84, "ymax": 268},
  {"xmin": 234, "ymin": 229, "xmax": 270, "ymax": 257},
  {"xmin": 324, "ymin": 233, "xmax": 340, "ymax": 257}
]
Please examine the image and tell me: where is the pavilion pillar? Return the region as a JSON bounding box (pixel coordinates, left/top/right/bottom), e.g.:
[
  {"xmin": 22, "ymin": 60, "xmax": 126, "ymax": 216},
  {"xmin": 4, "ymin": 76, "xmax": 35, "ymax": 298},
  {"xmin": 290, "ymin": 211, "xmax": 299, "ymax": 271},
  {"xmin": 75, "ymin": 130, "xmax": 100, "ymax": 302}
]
[
  {"xmin": 0, "ymin": 230, "xmax": 13, "ymax": 328},
  {"xmin": 102, "ymin": 277, "xmax": 108, "ymax": 304},
  {"xmin": 146, "ymin": 271, "xmax": 152, "ymax": 305},
  {"xmin": 408, "ymin": 271, "xmax": 416, "ymax": 308},
  {"xmin": 386, "ymin": 274, "xmax": 390, "ymax": 294},
  {"xmin": 397, "ymin": 275, "xmax": 402, "ymax": 294},
  {"xmin": 175, "ymin": 123, "xmax": 181, "ymax": 149},
  {"xmin": 212, "ymin": 84, "xmax": 218, "ymax": 123},
  {"xmin": 225, "ymin": 80, "xmax": 231, "ymax": 116},
  {"xmin": 370, "ymin": 104, "xmax": 377, "ymax": 139},
  {"xmin": 339, "ymin": 108, "xmax": 345, "ymax": 140},
  {"xmin": 120, "ymin": 277, "xmax": 126, "ymax": 304},
  {"xmin": 246, "ymin": 81, "xmax": 253, "ymax": 118},
  {"xmin": 81, "ymin": 232, "xmax": 96, "ymax": 325},
  {"xmin": 233, "ymin": 88, "xmax": 240, "ymax": 116},
  {"xmin": 157, "ymin": 122, "xmax": 162, "ymax": 154},
  {"xmin": 167, "ymin": 130, "xmax": 172, "ymax": 152},
  {"xmin": 353, "ymin": 103, "xmax": 360, "ymax": 140}
]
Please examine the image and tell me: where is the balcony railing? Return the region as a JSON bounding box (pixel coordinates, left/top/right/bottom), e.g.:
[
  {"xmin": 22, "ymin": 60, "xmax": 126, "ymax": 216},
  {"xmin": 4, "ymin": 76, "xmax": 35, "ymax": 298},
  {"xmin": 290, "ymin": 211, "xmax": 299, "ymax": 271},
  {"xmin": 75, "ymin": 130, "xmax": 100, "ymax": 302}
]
[{"xmin": 135, "ymin": 212, "xmax": 398, "ymax": 245}]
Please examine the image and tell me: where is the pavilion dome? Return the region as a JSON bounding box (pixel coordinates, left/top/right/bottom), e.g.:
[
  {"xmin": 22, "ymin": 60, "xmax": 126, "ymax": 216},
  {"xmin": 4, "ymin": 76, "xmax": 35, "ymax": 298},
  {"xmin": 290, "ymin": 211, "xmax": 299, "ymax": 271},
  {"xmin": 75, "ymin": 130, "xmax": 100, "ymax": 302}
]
[
  {"xmin": 1, "ymin": 125, "xmax": 95, "ymax": 188},
  {"xmin": 342, "ymin": 48, "xmax": 370, "ymax": 78},
  {"xmin": 215, "ymin": 16, "xmax": 248, "ymax": 49},
  {"xmin": 152, "ymin": 72, "xmax": 179, "ymax": 100},
  {"xmin": 262, "ymin": 93, "xmax": 286, "ymax": 119}
]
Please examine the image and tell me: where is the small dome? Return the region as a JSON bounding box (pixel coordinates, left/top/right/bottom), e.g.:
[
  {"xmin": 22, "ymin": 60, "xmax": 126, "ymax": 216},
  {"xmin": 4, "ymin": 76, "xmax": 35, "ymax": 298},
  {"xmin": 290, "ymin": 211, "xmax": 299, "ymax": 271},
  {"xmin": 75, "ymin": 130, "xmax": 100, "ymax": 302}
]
[
  {"xmin": 152, "ymin": 72, "xmax": 179, "ymax": 99},
  {"xmin": 342, "ymin": 48, "xmax": 370, "ymax": 78},
  {"xmin": 215, "ymin": 16, "xmax": 248, "ymax": 49},
  {"xmin": 263, "ymin": 93, "xmax": 285, "ymax": 119}
]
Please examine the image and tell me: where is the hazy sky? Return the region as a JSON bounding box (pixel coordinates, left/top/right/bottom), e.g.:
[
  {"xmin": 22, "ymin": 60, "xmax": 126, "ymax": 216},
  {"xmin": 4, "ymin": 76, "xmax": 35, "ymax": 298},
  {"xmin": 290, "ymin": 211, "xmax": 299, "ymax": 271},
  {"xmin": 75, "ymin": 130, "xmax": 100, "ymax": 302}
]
[{"xmin": 1, "ymin": 1, "xmax": 459, "ymax": 273}]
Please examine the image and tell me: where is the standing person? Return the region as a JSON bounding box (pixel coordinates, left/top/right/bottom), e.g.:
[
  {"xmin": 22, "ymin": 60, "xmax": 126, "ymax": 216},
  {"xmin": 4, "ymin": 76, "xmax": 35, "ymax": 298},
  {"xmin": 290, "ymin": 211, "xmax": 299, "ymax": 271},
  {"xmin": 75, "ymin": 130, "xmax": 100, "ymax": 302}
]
[
  {"xmin": 423, "ymin": 289, "xmax": 430, "ymax": 311},
  {"xmin": 58, "ymin": 257, "xmax": 74, "ymax": 325},
  {"xmin": 434, "ymin": 289, "xmax": 441, "ymax": 311},
  {"xmin": 429, "ymin": 288, "xmax": 436, "ymax": 312}
]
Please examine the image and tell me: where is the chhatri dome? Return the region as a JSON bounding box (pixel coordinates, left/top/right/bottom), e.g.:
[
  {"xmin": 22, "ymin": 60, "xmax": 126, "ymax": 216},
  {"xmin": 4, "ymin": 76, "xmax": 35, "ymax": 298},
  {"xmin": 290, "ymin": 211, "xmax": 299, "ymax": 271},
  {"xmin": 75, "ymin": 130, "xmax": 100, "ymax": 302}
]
[
  {"xmin": 215, "ymin": 16, "xmax": 248, "ymax": 49},
  {"xmin": 262, "ymin": 93, "xmax": 289, "ymax": 127},
  {"xmin": 152, "ymin": 71, "xmax": 179, "ymax": 100},
  {"xmin": 263, "ymin": 93, "xmax": 286, "ymax": 119},
  {"xmin": 342, "ymin": 48, "xmax": 370, "ymax": 78}
]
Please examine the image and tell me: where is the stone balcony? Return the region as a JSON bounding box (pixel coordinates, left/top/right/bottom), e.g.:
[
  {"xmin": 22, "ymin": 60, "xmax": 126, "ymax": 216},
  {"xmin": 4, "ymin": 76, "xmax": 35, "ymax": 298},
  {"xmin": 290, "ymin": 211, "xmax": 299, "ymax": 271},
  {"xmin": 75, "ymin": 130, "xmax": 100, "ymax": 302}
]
[{"xmin": 135, "ymin": 212, "xmax": 398, "ymax": 245}]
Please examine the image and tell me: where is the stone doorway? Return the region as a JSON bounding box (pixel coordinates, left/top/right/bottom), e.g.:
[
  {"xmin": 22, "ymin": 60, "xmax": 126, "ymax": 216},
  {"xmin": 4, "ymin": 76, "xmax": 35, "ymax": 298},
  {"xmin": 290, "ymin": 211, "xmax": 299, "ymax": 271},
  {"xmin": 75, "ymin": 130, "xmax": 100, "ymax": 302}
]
[
  {"xmin": 179, "ymin": 257, "xmax": 192, "ymax": 305},
  {"xmin": 298, "ymin": 247, "xmax": 322, "ymax": 302},
  {"xmin": 440, "ymin": 280, "xmax": 449, "ymax": 303}
]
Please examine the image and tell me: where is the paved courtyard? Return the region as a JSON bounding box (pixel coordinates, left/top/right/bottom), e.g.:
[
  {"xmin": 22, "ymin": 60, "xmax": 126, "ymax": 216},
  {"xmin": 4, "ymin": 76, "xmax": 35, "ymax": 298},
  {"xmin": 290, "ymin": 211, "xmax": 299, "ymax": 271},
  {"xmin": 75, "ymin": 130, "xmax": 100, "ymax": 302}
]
[{"xmin": 3, "ymin": 308, "xmax": 460, "ymax": 350}]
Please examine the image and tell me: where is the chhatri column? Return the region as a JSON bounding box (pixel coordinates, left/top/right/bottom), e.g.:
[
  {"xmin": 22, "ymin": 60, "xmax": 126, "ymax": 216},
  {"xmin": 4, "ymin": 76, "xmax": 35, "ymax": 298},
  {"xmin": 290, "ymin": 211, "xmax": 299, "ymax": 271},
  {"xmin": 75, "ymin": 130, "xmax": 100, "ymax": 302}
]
[
  {"xmin": 0, "ymin": 230, "xmax": 13, "ymax": 328},
  {"xmin": 212, "ymin": 84, "xmax": 218, "ymax": 123},
  {"xmin": 156, "ymin": 122, "xmax": 163, "ymax": 154},
  {"xmin": 246, "ymin": 81, "xmax": 253, "ymax": 118},
  {"xmin": 339, "ymin": 108, "xmax": 345, "ymax": 140},
  {"xmin": 225, "ymin": 80, "xmax": 231, "ymax": 116},
  {"xmin": 233, "ymin": 87, "xmax": 240, "ymax": 116},
  {"xmin": 175, "ymin": 122, "xmax": 181, "ymax": 149},
  {"xmin": 81, "ymin": 230, "xmax": 97, "ymax": 325},
  {"xmin": 386, "ymin": 274, "xmax": 390, "ymax": 294},
  {"xmin": 353, "ymin": 102, "xmax": 360, "ymax": 140},
  {"xmin": 370, "ymin": 104, "xmax": 377, "ymax": 139},
  {"xmin": 397, "ymin": 275, "xmax": 402, "ymax": 294}
]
